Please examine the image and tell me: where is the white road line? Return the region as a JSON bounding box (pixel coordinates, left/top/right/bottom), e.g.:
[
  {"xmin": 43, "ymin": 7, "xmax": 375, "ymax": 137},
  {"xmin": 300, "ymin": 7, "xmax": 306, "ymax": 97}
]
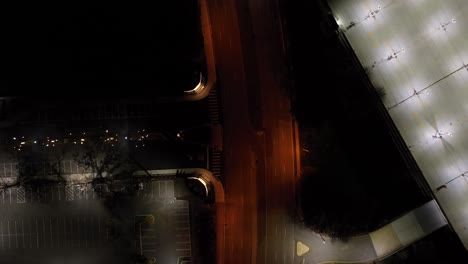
[
  {"xmin": 8, "ymin": 220, "xmax": 11, "ymax": 248},
  {"xmin": 50, "ymin": 218, "xmax": 53, "ymax": 248},
  {"xmin": 77, "ymin": 217, "xmax": 80, "ymax": 248},
  {"xmin": 9, "ymin": 188, "xmax": 12, "ymax": 204},
  {"xmin": 36, "ymin": 219, "xmax": 39, "ymax": 248},
  {"xmin": 84, "ymin": 217, "xmax": 88, "ymax": 248},
  {"xmin": 2, "ymin": 189, "xmax": 4, "ymax": 204},
  {"xmin": 15, "ymin": 220, "xmax": 18, "ymax": 248},
  {"xmin": 21, "ymin": 220, "xmax": 25, "ymax": 248},
  {"xmin": 158, "ymin": 182, "xmax": 161, "ymax": 197},
  {"xmin": 63, "ymin": 217, "xmax": 66, "ymax": 248},
  {"xmin": 0, "ymin": 221, "xmax": 3, "ymax": 249},
  {"xmin": 89, "ymin": 217, "xmax": 93, "ymax": 247},
  {"xmin": 70, "ymin": 217, "xmax": 74, "ymax": 248},
  {"xmin": 56, "ymin": 217, "xmax": 60, "ymax": 248},
  {"xmin": 29, "ymin": 218, "xmax": 32, "ymax": 248},
  {"xmin": 98, "ymin": 216, "xmax": 101, "ymax": 244},
  {"xmin": 42, "ymin": 217, "xmax": 46, "ymax": 248}
]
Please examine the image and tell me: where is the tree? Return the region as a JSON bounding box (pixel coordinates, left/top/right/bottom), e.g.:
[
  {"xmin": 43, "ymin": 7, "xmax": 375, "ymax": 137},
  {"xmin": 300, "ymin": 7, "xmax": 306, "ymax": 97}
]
[{"xmin": 0, "ymin": 144, "xmax": 67, "ymax": 193}]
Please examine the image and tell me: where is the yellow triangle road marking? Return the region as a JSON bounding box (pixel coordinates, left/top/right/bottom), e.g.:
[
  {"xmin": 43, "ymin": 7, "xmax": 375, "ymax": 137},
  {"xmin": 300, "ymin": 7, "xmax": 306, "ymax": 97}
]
[{"xmin": 296, "ymin": 241, "xmax": 310, "ymax": 256}]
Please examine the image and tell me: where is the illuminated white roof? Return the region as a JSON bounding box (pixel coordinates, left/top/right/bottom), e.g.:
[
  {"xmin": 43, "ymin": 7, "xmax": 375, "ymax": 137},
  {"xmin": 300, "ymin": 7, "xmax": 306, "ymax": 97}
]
[{"xmin": 329, "ymin": 0, "xmax": 468, "ymax": 249}]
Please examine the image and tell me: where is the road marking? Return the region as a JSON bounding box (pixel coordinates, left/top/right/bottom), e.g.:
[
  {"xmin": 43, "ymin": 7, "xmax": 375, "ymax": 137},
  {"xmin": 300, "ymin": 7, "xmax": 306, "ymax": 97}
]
[
  {"xmin": 76, "ymin": 217, "xmax": 79, "ymax": 248},
  {"xmin": 14, "ymin": 220, "xmax": 18, "ymax": 248},
  {"xmin": 8, "ymin": 220, "xmax": 11, "ymax": 248},
  {"xmin": 50, "ymin": 218, "xmax": 53, "ymax": 248},
  {"xmin": 43, "ymin": 217, "xmax": 46, "ymax": 248},
  {"xmin": 21, "ymin": 220, "xmax": 25, "ymax": 249},
  {"xmin": 66, "ymin": 185, "xmax": 74, "ymax": 201},
  {"xmin": 84, "ymin": 217, "xmax": 88, "ymax": 248},
  {"xmin": 36, "ymin": 219, "xmax": 39, "ymax": 248},
  {"xmin": 63, "ymin": 217, "xmax": 66, "ymax": 248},
  {"xmin": 29, "ymin": 218, "xmax": 32, "ymax": 248},
  {"xmin": 2, "ymin": 189, "xmax": 4, "ymax": 204},
  {"xmin": 0, "ymin": 221, "xmax": 3, "ymax": 249},
  {"xmin": 70, "ymin": 217, "xmax": 74, "ymax": 248},
  {"xmin": 9, "ymin": 188, "xmax": 12, "ymax": 204},
  {"xmin": 98, "ymin": 216, "xmax": 101, "ymax": 244},
  {"xmin": 17, "ymin": 187, "xmax": 26, "ymax": 203}
]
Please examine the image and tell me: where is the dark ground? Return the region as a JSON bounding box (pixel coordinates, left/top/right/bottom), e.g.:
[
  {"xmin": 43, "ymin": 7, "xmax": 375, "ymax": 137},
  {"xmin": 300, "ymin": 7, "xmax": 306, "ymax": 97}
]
[
  {"xmin": 2, "ymin": 1, "xmax": 203, "ymax": 96},
  {"xmin": 286, "ymin": 0, "xmax": 427, "ymax": 238},
  {"xmin": 285, "ymin": 3, "xmax": 467, "ymax": 260}
]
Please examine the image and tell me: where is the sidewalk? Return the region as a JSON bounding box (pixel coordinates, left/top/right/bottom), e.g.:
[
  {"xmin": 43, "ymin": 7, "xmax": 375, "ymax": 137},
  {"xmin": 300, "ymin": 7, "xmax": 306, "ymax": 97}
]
[{"xmin": 296, "ymin": 200, "xmax": 448, "ymax": 263}]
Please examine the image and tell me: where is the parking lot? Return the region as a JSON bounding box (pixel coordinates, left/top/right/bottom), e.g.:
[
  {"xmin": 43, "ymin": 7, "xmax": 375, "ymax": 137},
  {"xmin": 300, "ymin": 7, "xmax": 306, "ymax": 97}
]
[
  {"xmin": 0, "ymin": 180, "xmax": 176, "ymax": 206},
  {"xmin": 0, "ymin": 177, "xmax": 194, "ymax": 263},
  {"xmin": 0, "ymin": 215, "xmax": 107, "ymax": 250}
]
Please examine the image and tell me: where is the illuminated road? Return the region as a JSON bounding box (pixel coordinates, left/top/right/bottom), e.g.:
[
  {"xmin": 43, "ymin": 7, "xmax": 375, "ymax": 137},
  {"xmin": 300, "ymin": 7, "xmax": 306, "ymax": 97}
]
[
  {"xmin": 205, "ymin": 0, "xmax": 297, "ymax": 263},
  {"xmin": 329, "ymin": 0, "xmax": 468, "ymax": 250}
]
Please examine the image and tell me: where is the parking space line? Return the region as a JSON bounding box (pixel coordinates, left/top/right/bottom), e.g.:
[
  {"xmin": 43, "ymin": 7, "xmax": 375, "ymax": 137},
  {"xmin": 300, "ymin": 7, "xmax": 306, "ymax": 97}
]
[
  {"xmin": 35, "ymin": 219, "xmax": 39, "ymax": 248},
  {"xmin": 77, "ymin": 217, "xmax": 80, "ymax": 248},
  {"xmin": 63, "ymin": 217, "xmax": 66, "ymax": 248},
  {"xmin": 56, "ymin": 217, "xmax": 60, "ymax": 248},
  {"xmin": 70, "ymin": 217, "xmax": 73, "ymax": 248},
  {"xmin": 8, "ymin": 220, "xmax": 11, "ymax": 248},
  {"xmin": 98, "ymin": 216, "xmax": 101, "ymax": 245},
  {"xmin": 84, "ymin": 217, "xmax": 87, "ymax": 248},
  {"xmin": 2, "ymin": 190, "xmax": 5, "ymax": 204},
  {"xmin": 29, "ymin": 218, "xmax": 32, "ymax": 249},
  {"xmin": 21, "ymin": 220, "xmax": 25, "ymax": 248},
  {"xmin": 9, "ymin": 189, "xmax": 12, "ymax": 204},
  {"xmin": 14, "ymin": 220, "xmax": 18, "ymax": 248},
  {"xmin": 42, "ymin": 217, "xmax": 46, "ymax": 248},
  {"xmin": 90, "ymin": 217, "xmax": 94, "ymax": 247},
  {"xmin": 50, "ymin": 217, "xmax": 53, "ymax": 248},
  {"xmin": 0, "ymin": 221, "xmax": 3, "ymax": 249}
]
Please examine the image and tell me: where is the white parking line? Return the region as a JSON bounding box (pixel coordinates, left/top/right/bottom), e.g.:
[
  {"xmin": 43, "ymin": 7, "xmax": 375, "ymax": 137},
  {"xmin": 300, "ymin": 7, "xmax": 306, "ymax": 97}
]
[
  {"xmin": 42, "ymin": 217, "xmax": 46, "ymax": 248},
  {"xmin": 9, "ymin": 189, "xmax": 12, "ymax": 204},
  {"xmin": 98, "ymin": 216, "xmax": 101, "ymax": 245},
  {"xmin": 77, "ymin": 217, "xmax": 80, "ymax": 248},
  {"xmin": 63, "ymin": 217, "xmax": 66, "ymax": 248},
  {"xmin": 14, "ymin": 220, "xmax": 18, "ymax": 248},
  {"xmin": 21, "ymin": 219, "xmax": 26, "ymax": 248},
  {"xmin": 35, "ymin": 219, "xmax": 39, "ymax": 248},
  {"xmin": 84, "ymin": 217, "xmax": 88, "ymax": 248},
  {"xmin": 0, "ymin": 221, "xmax": 3, "ymax": 249},
  {"xmin": 29, "ymin": 218, "xmax": 32, "ymax": 248},
  {"xmin": 50, "ymin": 218, "xmax": 53, "ymax": 248},
  {"xmin": 55, "ymin": 217, "xmax": 60, "ymax": 248},
  {"xmin": 8, "ymin": 220, "xmax": 11, "ymax": 248}
]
